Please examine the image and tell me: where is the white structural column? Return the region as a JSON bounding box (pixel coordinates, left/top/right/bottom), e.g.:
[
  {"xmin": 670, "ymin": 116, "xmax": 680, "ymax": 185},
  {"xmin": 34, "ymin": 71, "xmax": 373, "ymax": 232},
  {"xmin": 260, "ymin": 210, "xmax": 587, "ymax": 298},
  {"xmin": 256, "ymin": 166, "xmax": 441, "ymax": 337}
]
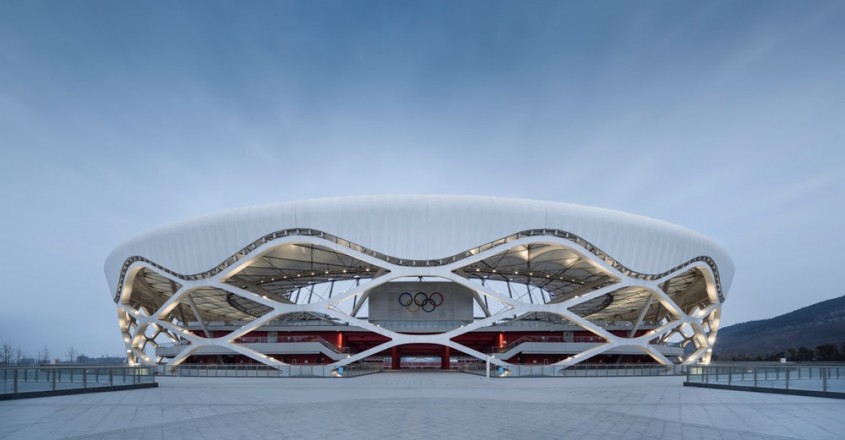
[{"xmin": 115, "ymin": 233, "xmax": 724, "ymax": 375}]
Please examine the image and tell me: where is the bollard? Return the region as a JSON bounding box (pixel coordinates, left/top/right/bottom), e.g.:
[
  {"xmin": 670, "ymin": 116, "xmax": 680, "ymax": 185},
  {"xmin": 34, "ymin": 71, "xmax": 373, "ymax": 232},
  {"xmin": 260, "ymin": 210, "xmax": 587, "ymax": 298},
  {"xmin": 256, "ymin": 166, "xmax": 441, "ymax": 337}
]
[{"xmin": 823, "ymin": 367, "xmax": 828, "ymax": 392}]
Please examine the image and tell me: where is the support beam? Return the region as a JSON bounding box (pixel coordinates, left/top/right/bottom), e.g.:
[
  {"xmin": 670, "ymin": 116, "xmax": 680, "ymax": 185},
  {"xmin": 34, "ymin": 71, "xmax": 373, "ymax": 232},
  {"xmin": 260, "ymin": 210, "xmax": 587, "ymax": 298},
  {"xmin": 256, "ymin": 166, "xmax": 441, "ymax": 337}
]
[
  {"xmin": 549, "ymin": 278, "xmax": 612, "ymax": 304},
  {"xmin": 471, "ymin": 291, "xmax": 492, "ymax": 317},
  {"xmin": 185, "ymin": 294, "xmax": 213, "ymax": 339},
  {"xmin": 229, "ymin": 279, "xmax": 294, "ymax": 304},
  {"xmin": 391, "ymin": 346, "xmax": 400, "ymax": 370},
  {"xmin": 351, "ymin": 290, "xmax": 370, "ymax": 317},
  {"xmin": 629, "ymin": 295, "xmax": 655, "ymax": 338}
]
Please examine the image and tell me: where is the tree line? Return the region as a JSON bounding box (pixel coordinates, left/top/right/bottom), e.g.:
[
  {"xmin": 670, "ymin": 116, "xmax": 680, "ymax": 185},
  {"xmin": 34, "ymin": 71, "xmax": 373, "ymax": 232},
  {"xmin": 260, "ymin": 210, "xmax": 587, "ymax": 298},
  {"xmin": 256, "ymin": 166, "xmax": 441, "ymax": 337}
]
[
  {"xmin": 717, "ymin": 342, "xmax": 845, "ymax": 362},
  {"xmin": 0, "ymin": 342, "xmax": 122, "ymax": 366}
]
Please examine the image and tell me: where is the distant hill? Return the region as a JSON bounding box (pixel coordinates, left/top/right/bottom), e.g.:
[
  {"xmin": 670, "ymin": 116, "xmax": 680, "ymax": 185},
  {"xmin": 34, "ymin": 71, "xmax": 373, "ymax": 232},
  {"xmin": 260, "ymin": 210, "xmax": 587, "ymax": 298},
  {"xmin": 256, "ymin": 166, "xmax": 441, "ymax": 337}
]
[{"xmin": 713, "ymin": 294, "xmax": 845, "ymax": 360}]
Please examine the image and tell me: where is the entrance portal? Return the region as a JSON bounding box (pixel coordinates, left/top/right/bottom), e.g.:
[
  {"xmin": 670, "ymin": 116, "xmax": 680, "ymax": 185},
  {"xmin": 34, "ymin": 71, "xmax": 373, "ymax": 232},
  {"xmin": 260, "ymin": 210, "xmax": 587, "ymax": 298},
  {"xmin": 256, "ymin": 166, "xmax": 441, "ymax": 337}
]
[{"xmin": 390, "ymin": 344, "xmax": 453, "ymax": 370}]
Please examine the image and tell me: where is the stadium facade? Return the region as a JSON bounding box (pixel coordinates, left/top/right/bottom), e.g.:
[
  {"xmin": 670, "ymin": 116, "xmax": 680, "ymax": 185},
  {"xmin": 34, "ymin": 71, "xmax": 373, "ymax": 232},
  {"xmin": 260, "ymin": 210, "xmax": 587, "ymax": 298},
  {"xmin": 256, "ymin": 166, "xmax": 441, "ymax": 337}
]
[{"xmin": 104, "ymin": 196, "xmax": 733, "ymax": 375}]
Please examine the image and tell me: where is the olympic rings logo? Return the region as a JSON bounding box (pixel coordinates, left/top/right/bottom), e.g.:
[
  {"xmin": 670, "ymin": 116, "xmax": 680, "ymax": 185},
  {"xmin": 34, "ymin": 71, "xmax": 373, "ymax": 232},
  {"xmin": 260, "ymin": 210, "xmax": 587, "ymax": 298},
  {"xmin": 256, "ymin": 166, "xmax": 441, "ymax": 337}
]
[{"xmin": 398, "ymin": 291, "xmax": 444, "ymax": 313}]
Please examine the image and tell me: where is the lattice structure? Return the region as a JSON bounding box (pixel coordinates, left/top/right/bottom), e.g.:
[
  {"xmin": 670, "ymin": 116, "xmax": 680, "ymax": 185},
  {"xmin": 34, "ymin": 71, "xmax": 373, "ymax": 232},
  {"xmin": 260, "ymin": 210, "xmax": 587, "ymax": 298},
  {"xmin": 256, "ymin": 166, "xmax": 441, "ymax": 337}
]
[{"xmin": 113, "ymin": 228, "xmax": 724, "ymax": 374}]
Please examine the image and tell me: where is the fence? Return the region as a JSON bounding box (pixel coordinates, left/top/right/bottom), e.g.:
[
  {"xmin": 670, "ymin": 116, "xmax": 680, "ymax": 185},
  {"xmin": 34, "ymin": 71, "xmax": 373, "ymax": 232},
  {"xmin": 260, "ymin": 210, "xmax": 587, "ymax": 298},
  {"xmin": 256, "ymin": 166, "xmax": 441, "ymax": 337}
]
[
  {"xmin": 174, "ymin": 362, "xmax": 382, "ymax": 378},
  {"xmin": 685, "ymin": 364, "xmax": 845, "ymax": 399},
  {"xmin": 461, "ymin": 362, "xmax": 685, "ymax": 377},
  {"xmin": 490, "ymin": 335, "xmax": 608, "ymax": 354},
  {"xmin": 1, "ymin": 366, "xmax": 157, "ymax": 400},
  {"xmin": 160, "ymin": 335, "xmax": 351, "ymax": 354}
]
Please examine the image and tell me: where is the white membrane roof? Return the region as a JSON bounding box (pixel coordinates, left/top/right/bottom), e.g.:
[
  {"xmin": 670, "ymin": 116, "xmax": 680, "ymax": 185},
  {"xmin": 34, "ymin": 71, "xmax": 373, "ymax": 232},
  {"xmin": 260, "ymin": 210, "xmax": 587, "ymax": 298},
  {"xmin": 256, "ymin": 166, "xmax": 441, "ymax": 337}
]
[{"xmin": 104, "ymin": 195, "xmax": 734, "ymax": 295}]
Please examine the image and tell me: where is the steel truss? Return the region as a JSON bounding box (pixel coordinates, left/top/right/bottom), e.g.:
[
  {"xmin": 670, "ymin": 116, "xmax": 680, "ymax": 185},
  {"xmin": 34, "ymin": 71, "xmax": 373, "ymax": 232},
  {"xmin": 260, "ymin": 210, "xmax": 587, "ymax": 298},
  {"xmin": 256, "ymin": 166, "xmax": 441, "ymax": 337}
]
[{"xmin": 113, "ymin": 230, "xmax": 723, "ymax": 374}]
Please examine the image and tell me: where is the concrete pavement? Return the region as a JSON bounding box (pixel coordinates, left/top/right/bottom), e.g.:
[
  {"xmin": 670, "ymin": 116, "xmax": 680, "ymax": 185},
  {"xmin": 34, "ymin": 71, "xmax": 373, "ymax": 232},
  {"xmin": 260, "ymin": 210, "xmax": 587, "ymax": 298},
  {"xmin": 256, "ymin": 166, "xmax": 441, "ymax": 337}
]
[{"xmin": 2, "ymin": 372, "xmax": 844, "ymax": 440}]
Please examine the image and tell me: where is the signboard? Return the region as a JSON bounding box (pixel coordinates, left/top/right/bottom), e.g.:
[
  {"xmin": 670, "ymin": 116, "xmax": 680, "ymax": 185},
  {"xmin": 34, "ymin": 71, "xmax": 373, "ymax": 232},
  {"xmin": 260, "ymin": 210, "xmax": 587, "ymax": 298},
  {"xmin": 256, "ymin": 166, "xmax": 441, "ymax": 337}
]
[{"xmin": 367, "ymin": 281, "xmax": 474, "ymax": 323}]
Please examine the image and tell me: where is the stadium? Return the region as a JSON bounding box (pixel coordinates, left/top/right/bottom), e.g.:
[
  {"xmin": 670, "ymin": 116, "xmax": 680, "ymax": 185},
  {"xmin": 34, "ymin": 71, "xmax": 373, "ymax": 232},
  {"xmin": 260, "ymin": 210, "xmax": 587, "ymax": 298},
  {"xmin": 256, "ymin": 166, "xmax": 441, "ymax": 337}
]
[{"xmin": 104, "ymin": 196, "xmax": 733, "ymax": 376}]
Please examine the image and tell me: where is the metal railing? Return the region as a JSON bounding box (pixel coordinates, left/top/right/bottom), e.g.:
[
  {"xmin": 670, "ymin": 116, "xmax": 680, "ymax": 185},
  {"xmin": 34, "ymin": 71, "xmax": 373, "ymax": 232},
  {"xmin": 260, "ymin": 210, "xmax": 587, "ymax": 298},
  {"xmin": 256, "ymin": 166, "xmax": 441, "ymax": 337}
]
[
  {"xmin": 159, "ymin": 335, "xmax": 351, "ymax": 354},
  {"xmin": 686, "ymin": 364, "xmax": 845, "ymax": 397},
  {"xmin": 461, "ymin": 362, "xmax": 684, "ymax": 377},
  {"xmin": 561, "ymin": 363, "xmax": 685, "ymax": 377},
  {"xmin": 332, "ymin": 363, "xmax": 384, "ymax": 377},
  {"xmin": 1, "ymin": 366, "xmax": 156, "ymax": 398},
  {"xmin": 174, "ymin": 362, "xmax": 382, "ymax": 378},
  {"xmin": 491, "ymin": 335, "xmax": 607, "ymax": 354},
  {"xmin": 370, "ymin": 320, "xmax": 471, "ymax": 329},
  {"xmin": 271, "ymin": 335, "xmax": 351, "ymax": 354},
  {"xmin": 488, "ymin": 336, "xmax": 682, "ymax": 355}
]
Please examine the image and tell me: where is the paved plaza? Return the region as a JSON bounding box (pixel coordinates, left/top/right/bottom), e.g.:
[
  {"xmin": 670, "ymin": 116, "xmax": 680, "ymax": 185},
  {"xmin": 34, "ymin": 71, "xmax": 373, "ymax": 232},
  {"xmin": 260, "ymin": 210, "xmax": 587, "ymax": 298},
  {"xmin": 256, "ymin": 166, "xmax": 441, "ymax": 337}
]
[{"xmin": 1, "ymin": 372, "xmax": 844, "ymax": 440}]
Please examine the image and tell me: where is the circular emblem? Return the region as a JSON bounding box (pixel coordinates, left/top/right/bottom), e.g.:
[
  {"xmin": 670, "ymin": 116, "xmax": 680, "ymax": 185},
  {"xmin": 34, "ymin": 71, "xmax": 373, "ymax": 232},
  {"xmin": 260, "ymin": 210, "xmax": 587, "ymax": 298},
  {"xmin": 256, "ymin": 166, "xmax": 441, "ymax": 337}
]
[{"xmin": 398, "ymin": 291, "xmax": 444, "ymax": 313}]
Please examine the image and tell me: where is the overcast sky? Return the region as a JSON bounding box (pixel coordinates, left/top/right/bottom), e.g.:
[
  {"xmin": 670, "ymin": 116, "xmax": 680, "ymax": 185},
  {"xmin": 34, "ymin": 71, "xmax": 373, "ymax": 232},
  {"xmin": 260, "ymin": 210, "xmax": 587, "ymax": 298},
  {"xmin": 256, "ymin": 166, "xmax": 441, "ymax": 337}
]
[{"xmin": 1, "ymin": 1, "xmax": 843, "ymax": 359}]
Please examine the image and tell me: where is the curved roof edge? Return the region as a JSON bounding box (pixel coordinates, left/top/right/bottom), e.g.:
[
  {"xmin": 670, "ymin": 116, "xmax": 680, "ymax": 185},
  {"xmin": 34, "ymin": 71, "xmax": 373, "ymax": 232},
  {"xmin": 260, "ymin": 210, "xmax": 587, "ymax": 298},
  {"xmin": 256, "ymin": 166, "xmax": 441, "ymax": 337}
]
[{"xmin": 104, "ymin": 195, "xmax": 734, "ymax": 295}]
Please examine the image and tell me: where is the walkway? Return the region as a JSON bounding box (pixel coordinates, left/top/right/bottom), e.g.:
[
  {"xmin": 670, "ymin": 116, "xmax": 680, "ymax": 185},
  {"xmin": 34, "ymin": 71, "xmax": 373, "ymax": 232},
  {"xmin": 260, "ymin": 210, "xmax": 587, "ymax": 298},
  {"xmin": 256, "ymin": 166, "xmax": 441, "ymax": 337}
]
[{"xmin": 1, "ymin": 373, "xmax": 844, "ymax": 439}]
